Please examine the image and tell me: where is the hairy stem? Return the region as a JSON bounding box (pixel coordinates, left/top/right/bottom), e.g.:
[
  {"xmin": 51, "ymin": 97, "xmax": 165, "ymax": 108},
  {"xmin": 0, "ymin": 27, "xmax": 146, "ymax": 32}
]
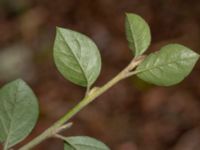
[{"xmin": 18, "ymin": 56, "xmax": 144, "ymax": 150}]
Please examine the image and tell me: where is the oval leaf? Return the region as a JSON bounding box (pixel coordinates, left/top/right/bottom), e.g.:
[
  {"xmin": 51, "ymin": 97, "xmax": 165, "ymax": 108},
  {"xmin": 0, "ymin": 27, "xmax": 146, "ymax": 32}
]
[
  {"xmin": 125, "ymin": 13, "xmax": 151, "ymax": 57},
  {"xmin": 0, "ymin": 79, "xmax": 39, "ymax": 149},
  {"xmin": 54, "ymin": 27, "xmax": 101, "ymax": 87},
  {"xmin": 136, "ymin": 44, "xmax": 199, "ymax": 86},
  {"xmin": 64, "ymin": 136, "xmax": 110, "ymax": 150}
]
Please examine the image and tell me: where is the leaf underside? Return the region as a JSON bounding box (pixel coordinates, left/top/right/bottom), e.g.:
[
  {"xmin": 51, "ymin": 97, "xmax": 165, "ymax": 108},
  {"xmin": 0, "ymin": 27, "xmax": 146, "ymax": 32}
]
[
  {"xmin": 0, "ymin": 79, "xmax": 39, "ymax": 149},
  {"xmin": 54, "ymin": 27, "xmax": 101, "ymax": 87},
  {"xmin": 64, "ymin": 136, "xmax": 110, "ymax": 150},
  {"xmin": 136, "ymin": 44, "xmax": 199, "ymax": 86},
  {"xmin": 125, "ymin": 13, "xmax": 151, "ymax": 57}
]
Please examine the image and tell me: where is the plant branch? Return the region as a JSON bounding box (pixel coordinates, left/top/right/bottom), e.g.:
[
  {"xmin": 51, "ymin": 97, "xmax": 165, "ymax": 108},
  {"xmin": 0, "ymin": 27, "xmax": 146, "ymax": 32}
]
[
  {"xmin": 55, "ymin": 122, "xmax": 73, "ymax": 134},
  {"xmin": 18, "ymin": 56, "xmax": 145, "ymax": 150},
  {"xmin": 54, "ymin": 134, "xmax": 66, "ymax": 141}
]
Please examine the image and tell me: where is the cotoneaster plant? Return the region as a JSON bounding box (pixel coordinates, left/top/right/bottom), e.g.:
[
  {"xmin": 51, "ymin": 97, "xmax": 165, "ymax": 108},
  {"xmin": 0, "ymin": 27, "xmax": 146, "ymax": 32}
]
[{"xmin": 0, "ymin": 13, "xmax": 199, "ymax": 150}]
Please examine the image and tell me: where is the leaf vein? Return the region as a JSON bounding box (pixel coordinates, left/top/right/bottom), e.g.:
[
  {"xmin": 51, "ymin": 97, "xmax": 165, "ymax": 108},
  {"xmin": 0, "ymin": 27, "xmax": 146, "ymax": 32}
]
[
  {"xmin": 58, "ymin": 30, "xmax": 88, "ymax": 85},
  {"xmin": 137, "ymin": 56, "xmax": 197, "ymax": 74}
]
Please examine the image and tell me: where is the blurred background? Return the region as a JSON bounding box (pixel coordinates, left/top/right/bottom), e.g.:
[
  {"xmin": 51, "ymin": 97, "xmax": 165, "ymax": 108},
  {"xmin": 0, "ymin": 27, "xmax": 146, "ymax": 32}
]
[{"xmin": 1, "ymin": 0, "xmax": 200, "ymax": 150}]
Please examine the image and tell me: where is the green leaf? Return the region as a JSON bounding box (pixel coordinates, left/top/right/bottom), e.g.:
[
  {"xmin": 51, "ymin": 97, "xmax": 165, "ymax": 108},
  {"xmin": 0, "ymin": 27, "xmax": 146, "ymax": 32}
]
[
  {"xmin": 0, "ymin": 79, "xmax": 39, "ymax": 149},
  {"xmin": 125, "ymin": 13, "xmax": 151, "ymax": 57},
  {"xmin": 64, "ymin": 136, "xmax": 110, "ymax": 150},
  {"xmin": 54, "ymin": 27, "xmax": 102, "ymax": 87},
  {"xmin": 136, "ymin": 44, "xmax": 199, "ymax": 86}
]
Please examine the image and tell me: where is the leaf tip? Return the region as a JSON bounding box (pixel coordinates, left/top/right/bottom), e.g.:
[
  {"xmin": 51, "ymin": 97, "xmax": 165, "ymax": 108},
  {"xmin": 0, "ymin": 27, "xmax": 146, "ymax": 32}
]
[
  {"xmin": 56, "ymin": 26, "xmax": 68, "ymax": 35},
  {"xmin": 125, "ymin": 12, "xmax": 140, "ymax": 20},
  {"xmin": 56, "ymin": 26, "xmax": 62, "ymax": 31},
  {"xmin": 125, "ymin": 12, "xmax": 136, "ymax": 22},
  {"xmin": 125, "ymin": 12, "xmax": 131, "ymax": 17},
  {"xmin": 12, "ymin": 78, "xmax": 25, "ymax": 84}
]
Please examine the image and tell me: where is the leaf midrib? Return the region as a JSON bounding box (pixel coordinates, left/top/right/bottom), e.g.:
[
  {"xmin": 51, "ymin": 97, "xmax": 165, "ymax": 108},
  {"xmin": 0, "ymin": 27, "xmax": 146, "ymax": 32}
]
[
  {"xmin": 4, "ymin": 82, "xmax": 19, "ymax": 149},
  {"xmin": 0, "ymin": 116, "xmax": 8, "ymax": 135},
  {"xmin": 58, "ymin": 30, "xmax": 88, "ymax": 85},
  {"xmin": 75, "ymin": 143, "xmax": 107, "ymax": 150},
  {"xmin": 66, "ymin": 142, "xmax": 107, "ymax": 150},
  {"xmin": 136, "ymin": 55, "xmax": 198, "ymax": 74},
  {"xmin": 127, "ymin": 17, "xmax": 138, "ymax": 55}
]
